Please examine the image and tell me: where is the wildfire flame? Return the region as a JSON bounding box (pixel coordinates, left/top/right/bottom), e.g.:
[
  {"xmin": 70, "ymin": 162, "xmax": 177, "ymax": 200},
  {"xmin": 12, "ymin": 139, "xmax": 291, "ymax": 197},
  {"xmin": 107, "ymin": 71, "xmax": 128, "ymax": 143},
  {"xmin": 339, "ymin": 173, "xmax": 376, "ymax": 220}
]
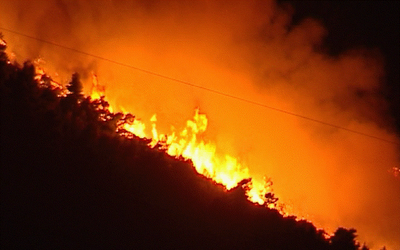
[
  {"xmin": 90, "ymin": 73, "xmax": 106, "ymax": 100},
  {"xmin": 90, "ymin": 75, "xmax": 275, "ymax": 207},
  {"xmin": 0, "ymin": 37, "xmax": 6, "ymax": 47},
  {"xmin": 33, "ymin": 59, "xmax": 64, "ymax": 94}
]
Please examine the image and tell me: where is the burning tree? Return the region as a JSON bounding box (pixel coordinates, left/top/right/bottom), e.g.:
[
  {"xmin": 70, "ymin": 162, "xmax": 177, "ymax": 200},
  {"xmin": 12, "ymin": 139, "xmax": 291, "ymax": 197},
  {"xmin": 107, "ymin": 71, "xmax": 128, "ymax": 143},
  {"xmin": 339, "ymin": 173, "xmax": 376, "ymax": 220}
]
[{"xmin": 0, "ymin": 39, "xmax": 370, "ymax": 249}]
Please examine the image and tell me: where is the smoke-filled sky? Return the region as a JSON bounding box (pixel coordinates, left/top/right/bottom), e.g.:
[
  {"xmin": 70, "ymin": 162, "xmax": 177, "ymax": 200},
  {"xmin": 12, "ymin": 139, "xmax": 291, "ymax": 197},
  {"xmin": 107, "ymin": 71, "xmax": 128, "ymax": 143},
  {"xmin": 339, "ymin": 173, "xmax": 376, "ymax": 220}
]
[{"xmin": 1, "ymin": 0, "xmax": 399, "ymax": 248}]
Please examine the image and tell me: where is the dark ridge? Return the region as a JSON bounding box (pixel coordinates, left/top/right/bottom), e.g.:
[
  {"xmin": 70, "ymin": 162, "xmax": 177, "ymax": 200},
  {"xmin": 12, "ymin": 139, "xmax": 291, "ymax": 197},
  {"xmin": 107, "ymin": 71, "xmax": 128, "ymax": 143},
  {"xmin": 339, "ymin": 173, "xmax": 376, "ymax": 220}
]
[{"xmin": 0, "ymin": 37, "xmax": 368, "ymax": 249}]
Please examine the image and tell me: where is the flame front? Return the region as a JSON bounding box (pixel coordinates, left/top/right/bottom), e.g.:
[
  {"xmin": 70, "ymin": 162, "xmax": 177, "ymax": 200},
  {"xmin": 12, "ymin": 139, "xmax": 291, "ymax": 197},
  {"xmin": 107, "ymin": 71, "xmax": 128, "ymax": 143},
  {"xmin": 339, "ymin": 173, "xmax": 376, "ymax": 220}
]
[
  {"xmin": 90, "ymin": 78, "xmax": 271, "ymax": 206},
  {"xmin": 90, "ymin": 73, "xmax": 106, "ymax": 100}
]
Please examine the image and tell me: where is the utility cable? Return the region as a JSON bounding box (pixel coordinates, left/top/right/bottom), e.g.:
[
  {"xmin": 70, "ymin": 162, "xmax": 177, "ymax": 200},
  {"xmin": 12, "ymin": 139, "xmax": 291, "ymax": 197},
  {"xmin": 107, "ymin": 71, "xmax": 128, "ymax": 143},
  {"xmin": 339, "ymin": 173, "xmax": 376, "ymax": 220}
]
[{"xmin": 1, "ymin": 27, "xmax": 398, "ymax": 145}]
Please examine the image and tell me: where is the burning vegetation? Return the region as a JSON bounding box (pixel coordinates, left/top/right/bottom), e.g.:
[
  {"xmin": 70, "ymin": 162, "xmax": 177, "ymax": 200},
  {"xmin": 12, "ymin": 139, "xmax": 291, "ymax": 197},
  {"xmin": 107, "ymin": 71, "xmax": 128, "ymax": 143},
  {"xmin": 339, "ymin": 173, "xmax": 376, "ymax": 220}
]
[
  {"xmin": 1, "ymin": 1, "xmax": 399, "ymax": 248},
  {"xmin": 89, "ymin": 76, "xmax": 276, "ymax": 207},
  {"xmin": 0, "ymin": 36, "xmax": 375, "ymax": 249}
]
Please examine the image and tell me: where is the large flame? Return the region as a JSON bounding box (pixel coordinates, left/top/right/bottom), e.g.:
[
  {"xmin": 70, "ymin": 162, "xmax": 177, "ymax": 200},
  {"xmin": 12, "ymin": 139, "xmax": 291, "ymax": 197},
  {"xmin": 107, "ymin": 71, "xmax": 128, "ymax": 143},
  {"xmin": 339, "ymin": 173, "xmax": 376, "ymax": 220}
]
[
  {"xmin": 2, "ymin": 0, "xmax": 399, "ymax": 248},
  {"xmin": 90, "ymin": 76, "xmax": 273, "ymax": 207}
]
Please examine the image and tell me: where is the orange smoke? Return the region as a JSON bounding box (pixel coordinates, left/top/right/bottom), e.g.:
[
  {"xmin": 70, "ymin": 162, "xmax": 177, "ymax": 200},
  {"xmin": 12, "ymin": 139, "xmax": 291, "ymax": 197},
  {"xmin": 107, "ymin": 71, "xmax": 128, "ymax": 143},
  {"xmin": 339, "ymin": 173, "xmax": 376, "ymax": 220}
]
[
  {"xmin": 92, "ymin": 80, "xmax": 272, "ymax": 205},
  {"xmin": 1, "ymin": 0, "xmax": 399, "ymax": 248}
]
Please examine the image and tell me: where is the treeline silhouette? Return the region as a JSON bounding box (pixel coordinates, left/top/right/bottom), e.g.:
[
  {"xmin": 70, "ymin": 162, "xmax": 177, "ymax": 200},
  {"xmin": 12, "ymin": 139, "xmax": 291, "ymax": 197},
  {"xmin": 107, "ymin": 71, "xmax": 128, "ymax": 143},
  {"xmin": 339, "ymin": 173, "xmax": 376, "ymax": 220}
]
[{"xmin": 1, "ymin": 36, "xmax": 369, "ymax": 249}]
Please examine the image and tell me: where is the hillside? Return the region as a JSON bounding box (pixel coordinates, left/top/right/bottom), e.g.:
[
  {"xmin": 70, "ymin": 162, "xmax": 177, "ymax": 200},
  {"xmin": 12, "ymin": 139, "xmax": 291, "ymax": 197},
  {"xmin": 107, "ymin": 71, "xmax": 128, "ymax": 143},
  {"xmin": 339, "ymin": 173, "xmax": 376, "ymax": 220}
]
[{"xmin": 0, "ymin": 39, "xmax": 366, "ymax": 249}]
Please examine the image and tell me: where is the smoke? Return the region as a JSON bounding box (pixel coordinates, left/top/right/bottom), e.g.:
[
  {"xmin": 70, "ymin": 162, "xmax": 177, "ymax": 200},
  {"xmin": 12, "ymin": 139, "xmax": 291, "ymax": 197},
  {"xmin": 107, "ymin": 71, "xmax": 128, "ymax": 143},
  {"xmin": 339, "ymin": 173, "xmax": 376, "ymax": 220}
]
[{"xmin": 1, "ymin": 0, "xmax": 399, "ymax": 248}]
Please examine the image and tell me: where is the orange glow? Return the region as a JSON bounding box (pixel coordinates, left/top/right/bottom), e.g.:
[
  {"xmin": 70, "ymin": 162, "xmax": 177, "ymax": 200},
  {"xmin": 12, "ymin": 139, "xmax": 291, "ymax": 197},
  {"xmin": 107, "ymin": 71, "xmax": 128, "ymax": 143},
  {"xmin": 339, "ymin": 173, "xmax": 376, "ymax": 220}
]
[
  {"xmin": 2, "ymin": 0, "xmax": 400, "ymax": 248},
  {"xmin": 0, "ymin": 37, "xmax": 6, "ymax": 47},
  {"xmin": 90, "ymin": 73, "xmax": 106, "ymax": 100},
  {"xmin": 390, "ymin": 167, "xmax": 400, "ymax": 178},
  {"xmin": 34, "ymin": 59, "xmax": 64, "ymax": 93},
  {"xmin": 90, "ymin": 78, "xmax": 273, "ymax": 206}
]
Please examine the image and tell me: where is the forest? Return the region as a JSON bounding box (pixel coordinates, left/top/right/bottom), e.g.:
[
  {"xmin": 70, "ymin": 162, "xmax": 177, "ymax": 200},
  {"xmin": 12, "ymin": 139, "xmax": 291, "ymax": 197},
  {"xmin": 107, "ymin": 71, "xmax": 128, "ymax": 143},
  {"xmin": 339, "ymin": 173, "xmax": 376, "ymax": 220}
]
[{"xmin": 1, "ymin": 36, "xmax": 370, "ymax": 249}]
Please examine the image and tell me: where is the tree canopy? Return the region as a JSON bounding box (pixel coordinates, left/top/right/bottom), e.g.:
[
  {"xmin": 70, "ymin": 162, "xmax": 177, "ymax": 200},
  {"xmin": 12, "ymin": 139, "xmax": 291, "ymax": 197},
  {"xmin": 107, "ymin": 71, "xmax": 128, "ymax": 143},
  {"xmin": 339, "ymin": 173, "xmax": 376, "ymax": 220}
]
[{"xmin": 0, "ymin": 37, "xmax": 370, "ymax": 249}]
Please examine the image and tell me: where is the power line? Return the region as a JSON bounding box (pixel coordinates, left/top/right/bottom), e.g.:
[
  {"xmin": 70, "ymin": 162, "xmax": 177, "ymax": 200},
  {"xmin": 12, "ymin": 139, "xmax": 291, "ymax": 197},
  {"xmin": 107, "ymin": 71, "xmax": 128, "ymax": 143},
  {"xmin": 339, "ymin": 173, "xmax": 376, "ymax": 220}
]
[{"xmin": 1, "ymin": 27, "xmax": 399, "ymax": 145}]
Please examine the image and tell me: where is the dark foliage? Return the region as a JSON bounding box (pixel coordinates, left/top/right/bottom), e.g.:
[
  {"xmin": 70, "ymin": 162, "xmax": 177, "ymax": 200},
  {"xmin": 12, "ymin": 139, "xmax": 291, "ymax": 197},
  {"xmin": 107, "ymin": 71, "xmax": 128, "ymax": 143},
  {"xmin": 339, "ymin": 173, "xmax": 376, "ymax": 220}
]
[
  {"xmin": 0, "ymin": 41, "xmax": 367, "ymax": 249},
  {"xmin": 330, "ymin": 228, "xmax": 360, "ymax": 250}
]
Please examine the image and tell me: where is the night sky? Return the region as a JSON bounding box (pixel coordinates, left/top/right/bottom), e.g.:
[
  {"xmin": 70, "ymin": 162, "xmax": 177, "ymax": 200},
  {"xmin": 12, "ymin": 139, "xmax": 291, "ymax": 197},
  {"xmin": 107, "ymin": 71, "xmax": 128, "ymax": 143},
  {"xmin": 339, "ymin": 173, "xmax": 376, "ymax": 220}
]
[{"xmin": 286, "ymin": 0, "xmax": 399, "ymax": 131}]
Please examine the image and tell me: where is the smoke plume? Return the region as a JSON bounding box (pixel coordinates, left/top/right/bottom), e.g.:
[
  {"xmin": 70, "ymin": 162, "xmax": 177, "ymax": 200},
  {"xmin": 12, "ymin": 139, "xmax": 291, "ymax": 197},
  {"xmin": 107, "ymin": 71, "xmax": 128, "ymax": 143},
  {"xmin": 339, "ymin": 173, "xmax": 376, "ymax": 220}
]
[{"xmin": 1, "ymin": 0, "xmax": 399, "ymax": 248}]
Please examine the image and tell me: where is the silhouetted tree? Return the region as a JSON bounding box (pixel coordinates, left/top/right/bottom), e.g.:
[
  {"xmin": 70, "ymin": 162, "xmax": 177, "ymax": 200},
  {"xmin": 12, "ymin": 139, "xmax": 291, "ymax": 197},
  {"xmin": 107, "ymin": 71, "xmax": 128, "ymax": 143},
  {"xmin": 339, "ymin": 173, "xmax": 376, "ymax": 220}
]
[
  {"xmin": 0, "ymin": 33, "xmax": 7, "ymax": 61},
  {"xmin": 0, "ymin": 42, "xmax": 368, "ymax": 250},
  {"xmin": 67, "ymin": 72, "xmax": 84, "ymax": 100},
  {"xmin": 330, "ymin": 228, "xmax": 359, "ymax": 250},
  {"xmin": 264, "ymin": 192, "xmax": 279, "ymax": 207}
]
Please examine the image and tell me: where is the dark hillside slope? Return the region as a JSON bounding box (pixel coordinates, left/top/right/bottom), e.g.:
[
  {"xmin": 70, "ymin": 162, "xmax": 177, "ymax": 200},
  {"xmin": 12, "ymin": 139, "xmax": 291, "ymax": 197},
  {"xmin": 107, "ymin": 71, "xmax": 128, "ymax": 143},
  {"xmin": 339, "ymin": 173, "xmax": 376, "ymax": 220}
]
[{"xmin": 0, "ymin": 43, "xmax": 364, "ymax": 249}]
